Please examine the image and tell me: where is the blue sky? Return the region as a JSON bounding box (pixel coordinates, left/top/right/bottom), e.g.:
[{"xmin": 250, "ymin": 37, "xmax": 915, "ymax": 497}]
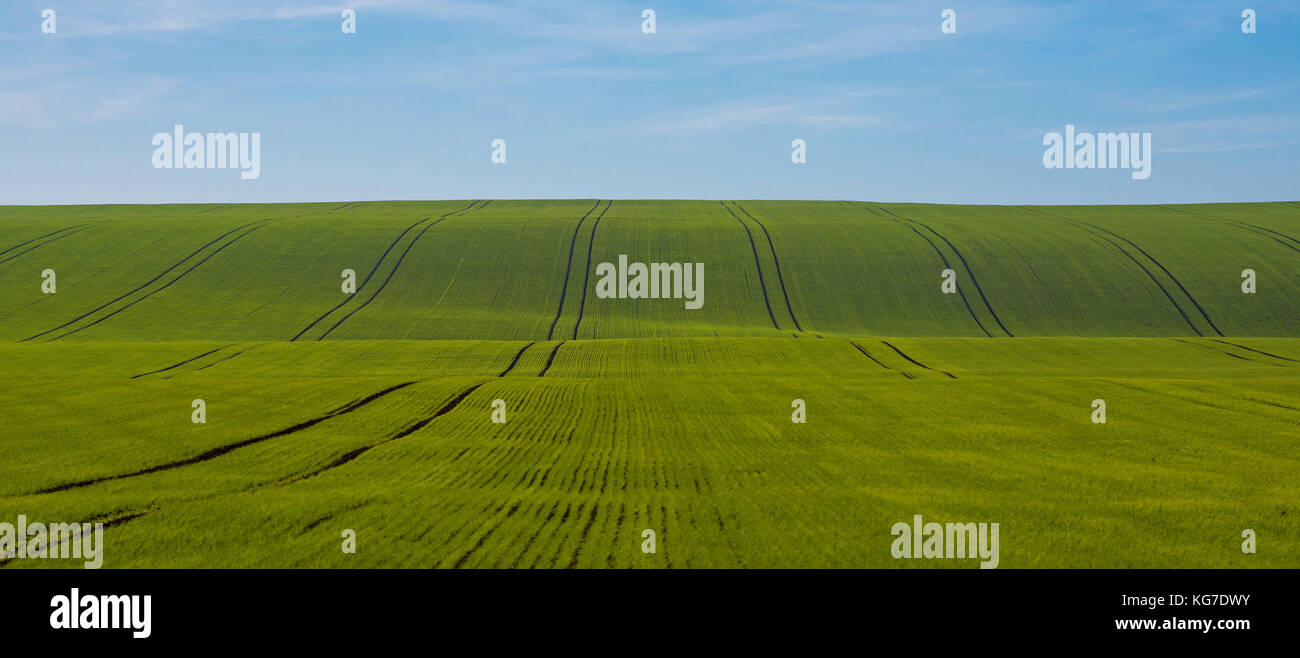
[{"xmin": 1, "ymin": 0, "xmax": 1297, "ymax": 205}]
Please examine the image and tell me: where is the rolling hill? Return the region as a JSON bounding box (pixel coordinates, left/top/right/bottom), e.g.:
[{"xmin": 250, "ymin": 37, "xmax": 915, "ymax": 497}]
[{"xmin": 1, "ymin": 200, "xmax": 1296, "ymax": 568}]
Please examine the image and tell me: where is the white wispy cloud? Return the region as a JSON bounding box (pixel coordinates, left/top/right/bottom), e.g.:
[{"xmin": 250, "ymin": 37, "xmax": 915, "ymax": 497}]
[
  {"xmin": 609, "ymin": 93, "xmax": 887, "ymax": 140},
  {"xmin": 1107, "ymin": 84, "xmax": 1299, "ymax": 114}
]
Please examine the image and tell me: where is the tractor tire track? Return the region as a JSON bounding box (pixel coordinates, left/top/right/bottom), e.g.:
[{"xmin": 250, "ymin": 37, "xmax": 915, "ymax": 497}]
[
  {"xmin": 1158, "ymin": 205, "xmax": 1300, "ymax": 254},
  {"xmin": 130, "ymin": 345, "xmax": 232, "ymax": 379},
  {"xmin": 1175, "ymin": 339, "xmax": 1281, "ymax": 367},
  {"xmin": 538, "ymin": 341, "xmax": 565, "ymax": 377},
  {"xmin": 881, "ymin": 340, "xmax": 956, "ymax": 378},
  {"xmin": 734, "ymin": 202, "xmax": 803, "ymax": 331},
  {"xmin": 387, "ymin": 381, "xmax": 487, "ymax": 441},
  {"xmin": 848, "ymin": 340, "xmax": 914, "ymax": 379},
  {"xmin": 1211, "ymin": 339, "xmax": 1298, "ymax": 363},
  {"xmin": 316, "ymin": 201, "xmax": 487, "ymax": 340},
  {"xmin": 721, "ymin": 201, "xmax": 780, "ymax": 330},
  {"xmin": 0, "ymin": 226, "xmax": 93, "ymax": 265},
  {"xmin": 188, "ymin": 344, "xmax": 261, "ymax": 374},
  {"xmin": 571, "ymin": 200, "xmax": 613, "ymax": 340},
  {"xmin": 1020, "ymin": 207, "xmax": 1201, "ymax": 334},
  {"xmin": 47, "ymin": 223, "xmax": 268, "ymax": 341},
  {"xmin": 0, "ymin": 510, "xmax": 150, "ymax": 569},
  {"xmin": 1107, "ymin": 380, "xmax": 1250, "ymax": 417},
  {"xmin": 858, "ymin": 204, "xmax": 992, "ymax": 337},
  {"xmin": 23, "ymin": 220, "xmax": 270, "ymax": 342},
  {"xmin": 0, "ymin": 224, "xmax": 90, "ymax": 258},
  {"xmin": 29, "ymin": 381, "xmax": 417, "ymax": 495},
  {"xmin": 998, "ymin": 235, "xmax": 1048, "ymax": 290},
  {"xmin": 291, "ymin": 201, "xmax": 479, "ymax": 341},
  {"xmin": 878, "ymin": 207, "xmax": 1014, "ymax": 336},
  {"xmin": 547, "ymin": 200, "xmax": 602, "ymax": 340},
  {"xmin": 1071, "ymin": 217, "xmax": 1224, "ymax": 336},
  {"xmin": 280, "ymin": 381, "xmax": 488, "ymax": 485},
  {"xmin": 498, "ymin": 342, "xmax": 537, "ymax": 376},
  {"xmin": 1021, "ymin": 207, "xmax": 1220, "ymax": 336}
]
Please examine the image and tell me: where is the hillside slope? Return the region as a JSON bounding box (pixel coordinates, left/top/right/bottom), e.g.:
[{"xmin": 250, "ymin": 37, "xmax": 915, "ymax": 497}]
[{"xmin": 2, "ymin": 200, "xmax": 1296, "ymax": 341}]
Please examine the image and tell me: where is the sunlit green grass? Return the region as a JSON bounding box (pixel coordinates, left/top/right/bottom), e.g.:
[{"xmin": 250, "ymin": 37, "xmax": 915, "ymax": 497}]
[
  {"xmin": 0, "ymin": 200, "xmax": 1296, "ymax": 568},
  {"xmin": 0, "ymin": 337, "xmax": 1295, "ymax": 568}
]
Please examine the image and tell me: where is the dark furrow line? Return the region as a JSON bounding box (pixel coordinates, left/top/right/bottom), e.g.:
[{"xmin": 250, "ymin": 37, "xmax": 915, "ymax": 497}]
[
  {"xmin": 0, "ymin": 511, "xmax": 149, "ymax": 569},
  {"xmin": 1069, "ymin": 216, "xmax": 1224, "ymax": 336},
  {"xmin": 607, "ymin": 501, "xmax": 626, "ymax": 568},
  {"xmin": 1158, "ymin": 204, "xmax": 1300, "ymax": 252},
  {"xmin": 565, "ymin": 503, "xmax": 601, "ymax": 569},
  {"xmin": 29, "ymin": 381, "xmax": 417, "ymax": 495},
  {"xmin": 720, "ymin": 201, "xmax": 780, "ymax": 330},
  {"xmin": 390, "ymin": 381, "xmax": 487, "ymax": 440},
  {"xmin": 571, "ymin": 200, "xmax": 613, "ymax": 340},
  {"xmin": 289, "ymin": 215, "xmax": 433, "ymax": 340},
  {"xmin": 1019, "ymin": 207, "xmax": 1206, "ymax": 337},
  {"xmin": 547, "ymin": 200, "xmax": 602, "ymax": 340},
  {"xmin": 1176, "ymin": 338, "xmax": 1229, "ymax": 357},
  {"xmin": 0, "ymin": 228, "xmax": 90, "ymax": 265},
  {"xmin": 881, "ymin": 340, "xmax": 956, "ymax": 378},
  {"xmin": 48, "ymin": 224, "xmax": 267, "ymax": 341},
  {"xmin": 542, "ymin": 502, "xmax": 579, "ymax": 557},
  {"xmin": 997, "ymin": 234, "xmax": 1048, "ymax": 290},
  {"xmin": 23, "ymin": 220, "xmax": 268, "ymax": 342},
  {"xmin": 280, "ymin": 379, "xmax": 488, "ymax": 483},
  {"xmin": 453, "ymin": 502, "xmax": 521, "ymax": 569},
  {"xmin": 298, "ymin": 502, "xmax": 369, "ymax": 535},
  {"xmin": 497, "ymin": 342, "xmax": 537, "ymax": 376},
  {"xmin": 420, "ymin": 501, "xmax": 498, "ymax": 558},
  {"xmin": 509, "ymin": 500, "xmax": 562, "ymax": 568},
  {"xmin": 317, "ymin": 202, "xmax": 486, "ymax": 341},
  {"xmin": 537, "ymin": 341, "xmax": 565, "ymax": 377},
  {"xmin": 883, "ymin": 207, "xmax": 1014, "ymax": 337},
  {"xmin": 0, "ymin": 223, "xmax": 89, "ymax": 257},
  {"xmin": 1211, "ymin": 339, "xmax": 1299, "ymax": 363},
  {"xmin": 713, "ymin": 508, "xmax": 748, "ymax": 569},
  {"xmin": 848, "ymin": 340, "xmax": 891, "ymax": 368},
  {"xmin": 282, "ymin": 446, "xmax": 374, "ymax": 486},
  {"xmin": 734, "ymin": 202, "xmax": 803, "ymax": 331},
  {"xmin": 412, "ymin": 500, "xmax": 489, "ymax": 546},
  {"xmin": 291, "ymin": 201, "xmax": 479, "ymax": 341},
  {"xmin": 848, "ymin": 340, "xmax": 914, "ymax": 379},
  {"xmin": 1107, "ymin": 380, "xmax": 1245, "ymax": 416},
  {"xmin": 190, "ymin": 344, "xmax": 260, "ymax": 373},
  {"xmin": 857, "ymin": 204, "xmax": 992, "ymax": 337},
  {"xmin": 1236, "ymin": 395, "xmax": 1300, "ymax": 412},
  {"xmin": 130, "ymin": 345, "xmax": 231, "ymax": 379}
]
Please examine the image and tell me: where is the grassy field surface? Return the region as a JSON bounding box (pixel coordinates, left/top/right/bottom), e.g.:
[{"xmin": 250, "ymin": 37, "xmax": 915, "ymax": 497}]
[{"xmin": 1, "ymin": 200, "xmax": 1296, "ymax": 567}]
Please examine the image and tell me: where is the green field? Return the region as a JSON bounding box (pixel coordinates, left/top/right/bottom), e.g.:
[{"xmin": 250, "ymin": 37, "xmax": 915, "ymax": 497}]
[{"xmin": 1, "ymin": 200, "xmax": 1297, "ymax": 568}]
